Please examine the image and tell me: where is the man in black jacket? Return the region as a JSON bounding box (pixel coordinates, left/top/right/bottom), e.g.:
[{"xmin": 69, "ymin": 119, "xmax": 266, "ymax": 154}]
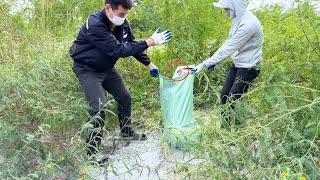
[{"xmin": 70, "ymin": 0, "xmax": 173, "ymax": 157}]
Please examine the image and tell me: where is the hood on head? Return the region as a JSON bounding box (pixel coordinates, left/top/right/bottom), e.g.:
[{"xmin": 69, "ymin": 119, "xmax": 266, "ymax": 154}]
[{"xmin": 213, "ymin": 0, "xmax": 248, "ymax": 19}]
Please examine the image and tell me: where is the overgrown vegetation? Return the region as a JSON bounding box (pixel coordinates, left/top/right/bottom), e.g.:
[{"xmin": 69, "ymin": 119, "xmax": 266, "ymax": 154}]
[{"xmin": 0, "ymin": 0, "xmax": 319, "ymax": 179}]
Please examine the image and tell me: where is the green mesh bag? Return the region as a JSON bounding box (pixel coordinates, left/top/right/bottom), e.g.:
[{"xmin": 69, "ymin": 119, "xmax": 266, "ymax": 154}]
[{"xmin": 159, "ymin": 67, "xmax": 201, "ymax": 149}]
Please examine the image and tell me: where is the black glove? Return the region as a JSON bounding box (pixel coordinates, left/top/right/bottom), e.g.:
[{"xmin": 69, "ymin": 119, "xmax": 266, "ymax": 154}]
[{"xmin": 207, "ymin": 64, "xmax": 216, "ymax": 72}]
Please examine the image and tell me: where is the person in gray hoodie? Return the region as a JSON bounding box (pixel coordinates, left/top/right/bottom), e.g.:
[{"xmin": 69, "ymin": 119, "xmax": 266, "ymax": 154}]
[{"xmin": 192, "ymin": 0, "xmax": 264, "ymax": 126}]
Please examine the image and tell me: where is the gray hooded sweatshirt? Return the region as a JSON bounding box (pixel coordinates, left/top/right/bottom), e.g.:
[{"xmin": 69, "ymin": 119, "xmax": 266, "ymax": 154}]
[{"xmin": 204, "ymin": 0, "xmax": 264, "ymax": 68}]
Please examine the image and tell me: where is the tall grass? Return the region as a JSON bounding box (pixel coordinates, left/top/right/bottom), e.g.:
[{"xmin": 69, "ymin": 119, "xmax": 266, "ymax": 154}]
[{"xmin": 0, "ymin": 0, "xmax": 319, "ymax": 178}]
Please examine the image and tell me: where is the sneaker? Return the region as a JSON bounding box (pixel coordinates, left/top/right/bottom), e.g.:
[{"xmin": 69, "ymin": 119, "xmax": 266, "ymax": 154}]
[
  {"xmin": 120, "ymin": 131, "xmax": 147, "ymax": 140},
  {"xmin": 87, "ymin": 153, "xmax": 111, "ymax": 165},
  {"xmin": 96, "ymin": 153, "xmax": 110, "ymax": 164}
]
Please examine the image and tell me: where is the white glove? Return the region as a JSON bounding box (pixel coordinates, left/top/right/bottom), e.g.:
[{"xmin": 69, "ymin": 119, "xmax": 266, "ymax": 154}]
[
  {"xmin": 191, "ymin": 63, "xmax": 206, "ymax": 74},
  {"xmin": 151, "ymin": 28, "xmax": 173, "ymax": 45}
]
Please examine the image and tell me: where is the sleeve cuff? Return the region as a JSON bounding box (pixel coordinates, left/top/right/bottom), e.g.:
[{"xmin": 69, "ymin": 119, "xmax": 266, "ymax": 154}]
[
  {"xmin": 203, "ymin": 59, "xmax": 214, "ymax": 67},
  {"xmin": 141, "ymin": 41, "xmax": 148, "ymax": 50}
]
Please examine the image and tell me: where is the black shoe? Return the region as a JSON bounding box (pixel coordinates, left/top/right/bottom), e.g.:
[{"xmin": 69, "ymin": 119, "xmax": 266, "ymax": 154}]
[
  {"xmin": 120, "ymin": 131, "xmax": 147, "ymax": 140},
  {"xmin": 87, "ymin": 153, "xmax": 111, "ymax": 165},
  {"xmin": 96, "ymin": 153, "xmax": 110, "ymax": 164}
]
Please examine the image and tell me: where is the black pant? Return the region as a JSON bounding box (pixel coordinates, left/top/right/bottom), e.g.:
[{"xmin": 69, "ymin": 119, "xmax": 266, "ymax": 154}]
[
  {"xmin": 73, "ymin": 62, "xmax": 133, "ymax": 155},
  {"xmin": 220, "ymin": 64, "xmax": 260, "ymax": 125}
]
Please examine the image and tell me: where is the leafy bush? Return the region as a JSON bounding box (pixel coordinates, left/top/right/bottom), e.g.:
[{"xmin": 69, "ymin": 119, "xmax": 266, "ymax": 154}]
[{"xmin": 0, "ymin": 0, "xmax": 319, "ymax": 178}]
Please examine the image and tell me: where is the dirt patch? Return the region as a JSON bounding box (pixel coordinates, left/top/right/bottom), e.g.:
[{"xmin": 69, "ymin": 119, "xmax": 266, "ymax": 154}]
[{"xmin": 86, "ymin": 131, "xmax": 205, "ymax": 180}]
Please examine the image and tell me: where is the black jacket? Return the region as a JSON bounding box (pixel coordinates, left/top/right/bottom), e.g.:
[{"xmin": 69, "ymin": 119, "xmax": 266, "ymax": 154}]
[{"xmin": 70, "ymin": 9, "xmax": 150, "ymax": 72}]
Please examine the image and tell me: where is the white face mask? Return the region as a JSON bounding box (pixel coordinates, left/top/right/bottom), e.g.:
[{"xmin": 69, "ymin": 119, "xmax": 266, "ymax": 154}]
[
  {"xmin": 110, "ymin": 14, "xmax": 125, "ymax": 26},
  {"xmin": 107, "ymin": 7, "xmax": 126, "ymax": 26},
  {"xmin": 225, "ymin": 9, "xmax": 236, "ymax": 18}
]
